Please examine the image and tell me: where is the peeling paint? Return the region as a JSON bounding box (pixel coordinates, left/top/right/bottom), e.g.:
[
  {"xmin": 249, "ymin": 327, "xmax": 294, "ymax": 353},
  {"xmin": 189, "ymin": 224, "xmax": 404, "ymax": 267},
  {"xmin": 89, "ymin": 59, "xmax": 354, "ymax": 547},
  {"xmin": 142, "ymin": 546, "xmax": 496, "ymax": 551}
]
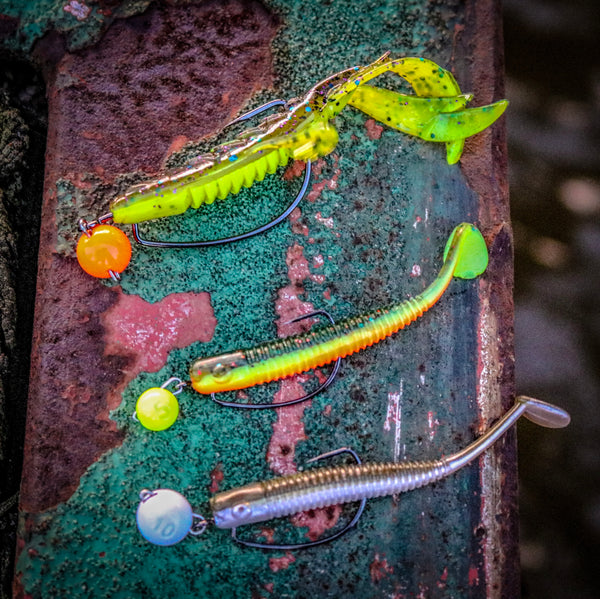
[
  {"xmin": 364, "ymin": 118, "xmax": 384, "ymax": 140},
  {"xmin": 268, "ymin": 552, "xmax": 296, "ymax": 573},
  {"xmin": 477, "ymin": 292, "xmax": 504, "ymax": 597},
  {"xmin": 369, "ymin": 553, "xmax": 394, "ymax": 583},
  {"xmin": 427, "ymin": 410, "xmax": 440, "ymax": 442},
  {"xmin": 383, "ymin": 383, "xmax": 404, "ymax": 462},
  {"xmin": 63, "ymin": 2, "xmax": 92, "ymax": 22},
  {"xmin": 307, "ymin": 156, "xmax": 340, "ymax": 203},
  {"xmin": 102, "ymin": 289, "xmax": 216, "ymax": 408}
]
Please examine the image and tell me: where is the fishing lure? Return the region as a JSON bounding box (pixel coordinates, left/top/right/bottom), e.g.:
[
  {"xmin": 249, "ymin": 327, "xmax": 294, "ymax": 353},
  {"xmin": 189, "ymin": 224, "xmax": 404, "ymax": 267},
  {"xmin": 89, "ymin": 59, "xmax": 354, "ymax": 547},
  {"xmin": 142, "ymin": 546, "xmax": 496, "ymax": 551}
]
[
  {"xmin": 76, "ymin": 54, "xmax": 507, "ymax": 280},
  {"xmin": 134, "ymin": 223, "xmax": 488, "ymax": 430},
  {"xmin": 135, "ymin": 395, "xmax": 570, "ymax": 548},
  {"xmin": 347, "ymin": 84, "xmax": 508, "ymax": 165}
]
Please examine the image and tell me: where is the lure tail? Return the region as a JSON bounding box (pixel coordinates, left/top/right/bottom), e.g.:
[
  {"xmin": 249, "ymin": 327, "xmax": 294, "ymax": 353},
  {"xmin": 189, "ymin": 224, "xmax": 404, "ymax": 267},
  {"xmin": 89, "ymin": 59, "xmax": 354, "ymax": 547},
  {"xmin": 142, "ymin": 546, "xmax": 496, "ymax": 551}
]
[
  {"xmin": 348, "ymin": 84, "xmax": 508, "ymax": 162},
  {"xmin": 442, "ymin": 223, "xmax": 489, "ymax": 279},
  {"xmin": 445, "ymin": 396, "xmax": 570, "ymax": 473},
  {"xmin": 519, "ymin": 396, "xmax": 571, "ymax": 428},
  {"xmin": 347, "ymin": 84, "xmax": 472, "ymax": 135}
]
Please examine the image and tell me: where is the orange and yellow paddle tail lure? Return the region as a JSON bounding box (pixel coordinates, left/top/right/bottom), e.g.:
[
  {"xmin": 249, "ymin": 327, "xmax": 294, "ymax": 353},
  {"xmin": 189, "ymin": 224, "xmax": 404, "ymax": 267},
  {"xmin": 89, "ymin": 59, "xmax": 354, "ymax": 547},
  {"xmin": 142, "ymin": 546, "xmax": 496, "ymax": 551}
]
[{"xmin": 134, "ymin": 223, "xmax": 488, "ymax": 430}]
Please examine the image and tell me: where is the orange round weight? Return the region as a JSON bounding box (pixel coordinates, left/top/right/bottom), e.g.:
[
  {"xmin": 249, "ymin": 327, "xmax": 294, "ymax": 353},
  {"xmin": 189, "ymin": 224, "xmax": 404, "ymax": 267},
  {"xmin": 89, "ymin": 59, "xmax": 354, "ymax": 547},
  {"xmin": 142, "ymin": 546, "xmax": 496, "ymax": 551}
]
[{"xmin": 76, "ymin": 225, "xmax": 132, "ymax": 278}]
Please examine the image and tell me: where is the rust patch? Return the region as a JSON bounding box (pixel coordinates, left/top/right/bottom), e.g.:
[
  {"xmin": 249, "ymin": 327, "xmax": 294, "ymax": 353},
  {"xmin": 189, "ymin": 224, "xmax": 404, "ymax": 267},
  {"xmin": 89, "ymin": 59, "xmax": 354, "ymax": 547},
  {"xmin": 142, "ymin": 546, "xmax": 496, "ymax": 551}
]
[
  {"xmin": 102, "ymin": 289, "xmax": 216, "ymax": 409},
  {"xmin": 20, "ymin": 256, "xmax": 129, "ymax": 513},
  {"xmin": 307, "ymin": 155, "xmax": 340, "ymax": 203},
  {"xmin": 364, "ymin": 118, "xmax": 384, "ymax": 140},
  {"xmin": 43, "ymin": 0, "xmax": 280, "ymax": 181},
  {"xmin": 369, "ymin": 553, "xmax": 394, "ymax": 583},
  {"xmin": 22, "ymin": 0, "xmax": 279, "ymax": 513},
  {"xmin": 209, "ymin": 462, "xmax": 224, "ymax": 494},
  {"xmin": 268, "ymin": 551, "xmax": 296, "ymax": 573}
]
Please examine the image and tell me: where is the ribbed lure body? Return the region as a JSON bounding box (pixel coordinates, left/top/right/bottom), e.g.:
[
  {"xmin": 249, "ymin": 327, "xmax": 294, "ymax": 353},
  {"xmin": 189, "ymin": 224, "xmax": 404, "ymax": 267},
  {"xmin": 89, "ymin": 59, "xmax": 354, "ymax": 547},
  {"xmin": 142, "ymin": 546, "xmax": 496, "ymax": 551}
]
[
  {"xmin": 212, "ymin": 460, "xmax": 450, "ymax": 527},
  {"xmin": 189, "ymin": 223, "xmax": 488, "ymax": 394},
  {"xmin": 110, "ymin": 146, "xmax": 294, "ymax": 224}
]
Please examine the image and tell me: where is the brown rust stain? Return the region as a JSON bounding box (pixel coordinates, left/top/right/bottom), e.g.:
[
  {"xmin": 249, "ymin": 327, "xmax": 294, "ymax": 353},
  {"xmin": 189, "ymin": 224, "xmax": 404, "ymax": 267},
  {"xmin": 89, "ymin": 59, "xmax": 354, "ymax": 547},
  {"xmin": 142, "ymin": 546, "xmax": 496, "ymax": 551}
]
[
  {"xmin": 20, "ymin": 255, "xmax": 130, "ymax": 513},
  {"xmin": 457, "ymin": 1, "xmax": 517, "ymax": 597},
  {"xmin": 39, "ymin": 0, "xmax": 280, "ymax": 181}
]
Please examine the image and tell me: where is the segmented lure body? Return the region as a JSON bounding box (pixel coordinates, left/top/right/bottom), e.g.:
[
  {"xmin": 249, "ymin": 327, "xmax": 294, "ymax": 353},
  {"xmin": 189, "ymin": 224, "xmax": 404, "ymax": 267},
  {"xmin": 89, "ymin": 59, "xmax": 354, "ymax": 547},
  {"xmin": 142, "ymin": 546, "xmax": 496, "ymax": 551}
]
[
  {"xmin": 109, "ymin": 55, "xmax": 508, "ymax": 224},
  {"xmin": 208, "ymin": 396, "xmax": 571, "ymax": 529},
  {"xmin": 213, "ymin": 459, "xmax": 450, "ymax": 527},
  {"xmin": 189, "ymin": 223, "xmax": 489, "ymax": 394}
]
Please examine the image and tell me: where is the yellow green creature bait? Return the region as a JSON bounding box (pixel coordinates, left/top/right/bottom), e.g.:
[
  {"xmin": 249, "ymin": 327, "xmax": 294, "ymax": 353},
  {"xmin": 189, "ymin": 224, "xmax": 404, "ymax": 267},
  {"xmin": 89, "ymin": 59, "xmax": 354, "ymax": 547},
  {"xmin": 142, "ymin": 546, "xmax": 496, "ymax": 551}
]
[{"xmin": 76, "ymin": 54, "xmax": 507, "ymax": 280}]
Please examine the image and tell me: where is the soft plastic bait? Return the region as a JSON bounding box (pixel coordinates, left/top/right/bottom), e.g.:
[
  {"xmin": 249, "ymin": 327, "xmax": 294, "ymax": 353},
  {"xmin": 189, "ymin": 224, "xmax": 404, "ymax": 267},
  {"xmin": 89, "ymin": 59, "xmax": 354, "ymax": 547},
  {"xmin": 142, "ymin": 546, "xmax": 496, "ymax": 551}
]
[
  {"xmin": 134, "ymin": 223, "xmax": 488, "ymax": 430},
  {"xmin": 348, "ymin": 84, "xmax": 508, "ymax": 164},
  {"xmin": 135, "ymin": 395, "xmax": 570, "ymax": 548},
  {"xmin": 76, "ymin": 54, "xmax": 507, "ymax": 280}
]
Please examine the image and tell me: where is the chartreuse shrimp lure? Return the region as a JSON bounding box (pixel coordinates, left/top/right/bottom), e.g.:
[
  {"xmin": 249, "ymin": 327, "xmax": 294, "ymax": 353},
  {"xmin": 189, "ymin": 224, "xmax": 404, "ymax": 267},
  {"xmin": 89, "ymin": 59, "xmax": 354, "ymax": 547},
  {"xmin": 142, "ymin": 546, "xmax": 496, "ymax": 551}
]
[
  {"xmin": 135, "ymin": 395, "xmax": 570, "ymax": 549},
  {"xmin": 133, "ymin": 223, "xmax": 488, "ymax": 431},
  {"xmin": 76, "ymin": 53, "xmax": 507, "ymax": 281}
]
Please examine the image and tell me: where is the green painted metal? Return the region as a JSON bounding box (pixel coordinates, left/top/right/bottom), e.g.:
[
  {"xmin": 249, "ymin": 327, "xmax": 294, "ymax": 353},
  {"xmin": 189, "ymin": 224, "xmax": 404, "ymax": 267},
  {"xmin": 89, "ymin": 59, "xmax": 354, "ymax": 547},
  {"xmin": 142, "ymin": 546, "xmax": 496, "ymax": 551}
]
[{"xmin": 10, "ymin": 0, "xmax": 513, "ymax": 597}]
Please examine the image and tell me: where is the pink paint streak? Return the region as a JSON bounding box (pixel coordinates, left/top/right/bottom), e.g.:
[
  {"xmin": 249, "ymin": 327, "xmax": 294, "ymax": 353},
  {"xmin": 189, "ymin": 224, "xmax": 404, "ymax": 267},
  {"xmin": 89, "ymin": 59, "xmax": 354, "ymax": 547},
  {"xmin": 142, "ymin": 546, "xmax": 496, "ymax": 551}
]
[
  {"xmin": 468, "ymin": 564, "xmax": 480, "ymax": 586},
  {"xmin": 307, "ymin": 156, "xmax": 340, "ymax": 203},
  {"xmin": 289, "ymin": 206, "xmax": 309, "ymax": 237},
  {"xmin": 269, "ymin": 552, "xmax": 296, "ymax": 572},
  {"xmin": 370, "ymin": 553, "xmax": 394, "ymax": 583},
  {"xmin": 291, "ymin": 504, "xmax": 342, "ymax": 542},
  {"xmin": 283, "ymin": 160, "xmax": 307, "ymax": 181},
  {"xmin": 266, "ymin": 377, "xmax": 310, "ymax": 475},
  {"xmin": 102, "ymin": 289, "xmax": 216, "ymax": 408},
  {"xmin": 265, "ymin": 242, "xmax": 342, "ymax": 541},
  {"xmin": 365, "ymin": 118, "xmax": 384, "ymax": 140},
  {"xmin": 209, "ymin": 462, "xmax": 224, "ymax": 494},
  {"xmin": 437, "ymin": 566, "xmax": 448, "ymax": 589}
]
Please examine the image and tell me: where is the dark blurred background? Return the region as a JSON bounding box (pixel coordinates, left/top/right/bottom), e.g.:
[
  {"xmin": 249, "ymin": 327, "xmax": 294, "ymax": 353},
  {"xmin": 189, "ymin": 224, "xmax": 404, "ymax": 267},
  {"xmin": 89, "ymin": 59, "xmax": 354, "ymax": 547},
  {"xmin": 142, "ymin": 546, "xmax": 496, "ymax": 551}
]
[{"xmin": 503, "ymin": 0, "xmax": 600, "ymax": 597}]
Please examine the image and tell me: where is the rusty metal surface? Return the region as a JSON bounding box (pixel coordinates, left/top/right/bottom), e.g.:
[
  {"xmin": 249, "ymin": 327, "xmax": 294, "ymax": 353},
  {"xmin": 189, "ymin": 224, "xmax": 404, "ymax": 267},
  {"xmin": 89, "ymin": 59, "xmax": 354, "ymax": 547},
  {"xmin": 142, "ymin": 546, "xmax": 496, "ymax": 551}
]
[{"xmin": 11, "ymin": 0, "xmax": 513, "ymax": 597}]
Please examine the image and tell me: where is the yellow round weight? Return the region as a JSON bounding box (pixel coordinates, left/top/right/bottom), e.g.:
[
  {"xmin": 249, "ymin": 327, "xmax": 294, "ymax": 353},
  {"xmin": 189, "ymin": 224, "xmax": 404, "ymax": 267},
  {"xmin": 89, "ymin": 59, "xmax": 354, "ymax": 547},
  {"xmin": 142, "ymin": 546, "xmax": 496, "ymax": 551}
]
[{"xmin": 135, "ymin": 387, "xmax": 179, "ymax": 431}]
